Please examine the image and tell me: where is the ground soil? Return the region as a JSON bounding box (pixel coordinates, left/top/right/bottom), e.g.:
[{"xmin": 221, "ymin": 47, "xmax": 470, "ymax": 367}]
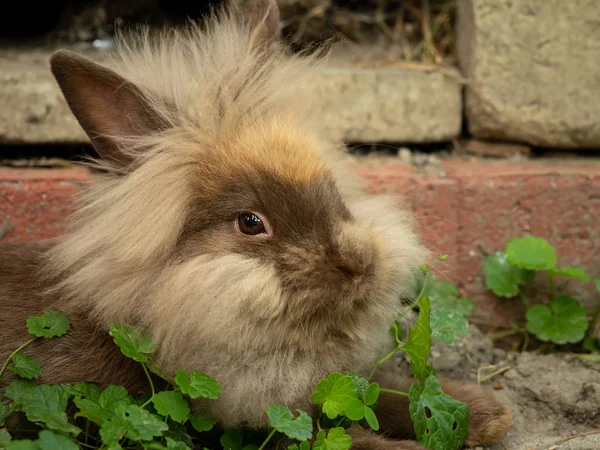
[{"xmin": 389, "ymin": 315, "xmax": 600, "ymax": 450}]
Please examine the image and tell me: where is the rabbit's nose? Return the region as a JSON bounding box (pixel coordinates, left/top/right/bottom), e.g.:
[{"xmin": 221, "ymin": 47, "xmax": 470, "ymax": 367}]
[{"xmin": 335, "ymin": 222, "xmax": 375, "ymax": 282}]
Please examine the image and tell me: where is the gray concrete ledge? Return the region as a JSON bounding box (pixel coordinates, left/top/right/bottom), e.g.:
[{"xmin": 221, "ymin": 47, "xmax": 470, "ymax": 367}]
[{"xmin": 0, "ymin": 47, "xmax": 463, "ymax": 146}]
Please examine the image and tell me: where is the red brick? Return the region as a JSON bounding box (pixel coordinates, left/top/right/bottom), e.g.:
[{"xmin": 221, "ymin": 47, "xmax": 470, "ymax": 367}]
[
  {"xmin": 1, "ymin": 160, "xmax": 599, "ymax": 332},
  {"xmin": 0, "ymin": 168, "xmax": 90, "ymax": 242},
  {"xmin": 444, "ymin": 160, "xmax": 600, "ymax": 329}
]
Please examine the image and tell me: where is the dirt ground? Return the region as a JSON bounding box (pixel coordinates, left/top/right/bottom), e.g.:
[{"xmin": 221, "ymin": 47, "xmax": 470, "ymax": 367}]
[{"xmin": 390, "ymin": 317, "xmax": 600, "ymax": 450}]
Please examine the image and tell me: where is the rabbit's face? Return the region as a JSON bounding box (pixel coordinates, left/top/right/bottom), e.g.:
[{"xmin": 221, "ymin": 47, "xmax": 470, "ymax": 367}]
[{"xmin": 172, "ymin": 119, "xmax": 418, "ymax": 331}]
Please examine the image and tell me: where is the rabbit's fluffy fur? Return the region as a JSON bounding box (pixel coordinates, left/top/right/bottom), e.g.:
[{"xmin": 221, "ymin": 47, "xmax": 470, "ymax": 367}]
[{"xmin": 1, "ymin": 0, "xmax": 512, "ymax": 445}]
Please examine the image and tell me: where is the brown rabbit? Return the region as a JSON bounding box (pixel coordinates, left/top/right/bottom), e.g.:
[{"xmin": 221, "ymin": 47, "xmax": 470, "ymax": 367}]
[{"xmin": 0, "ymin": 0, "xmax": 512, "ymax": 448}]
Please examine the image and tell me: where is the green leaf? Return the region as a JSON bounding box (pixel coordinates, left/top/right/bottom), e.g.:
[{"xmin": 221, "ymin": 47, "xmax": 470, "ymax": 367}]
[
  {"xmin": 144, "ymin": 437, "xmax": 191, "ymax": 450},
  {"xmin": 549, "ymin": 267, "xmax": 590, "ymax": 282},
  {"xmin": 10, "ymin": 354, "xmax": 42, "ymax": 380},
  {"xmin": 401, "ymin": 296, "xmax": 432, "ymax": 381},
  {"xmin": 175, "ymin": 369, "xmax": 221, "ymax": 400},
  {"xmin": 189, "ymin": 413, "xmax": 217, "ymax": 432},
  {"xmin": 424, "ymin": 280, "xmax": 458, "ymax": 302},
  {"xmin": 37, "ymin": 430, "xmax": 79, "ymax": 450},
  {"xmin": 6, "ymin": 441, "xmax": 40, "ymax": 450},
  {"xmin": 583, "ymin": 337, "xmax": 599, "ymax": 353},
  {"xmin": 37, "ymin": 411, "xmax": 81, "ymax": 435},
  {"xmin": 4, "ymin": 380, "xmax": 77, "ymax": 435},
  {"xmin": 437, "ymin": 255, "xmax": 448, "ymax": 262},
  {"xmin": 364, "ymin": 406, "xmax": 379, "ymax": 431},
  {"xmin": 299, "ymin": 442, "xmax": 311, "ymax": 450},
  {"xmin": 312, "ymin": 428, "xmax": 352, "ymax": 450},
  {"xmin": 484, "ymin": 252, "xmax": 535, "ymax": 297},
  {"xmin": 506, "ymin": 236, "xmax": 557, "ymax": 271},
  {"xmin": 430, "ymin": 309, "xmax": 468, "ymax": 344},
  {"xmin": 26, "ymin": 311, "xmax": 70, "ymax": 339},
  {"xmin": 99, "ymin": 408, "xmax": 130, "ymax": 447},
  {"xmin": 409, "ymin": 376, "xmax": 468, "ymax": 450},
  {"xmin": 100, "ymin": 403, "xmax": 168, "ymax": 444},
  {"xmin": 363, "ymin": 383, "xmax": 379, "ymax": 406},
  {"xmin": 526, "ymin": 295, "xmax": 589, "ymax": 344},
  {"xmin": 165, "ymin": 437, "xmax": 191, "ymax": 450},
  {"xmin": 163, "ymin": 422, "xmax": 193, "ymax": 449},
  {"xmin": 74, "ymin": 385, "xmax": 132, "ymax": 426},
  {"xmin": 0, "ymin": 429, "xmax": 11, "ymax": 446},
  {"xmin": 595, "ymin": 279, "xmax": 600, "ymax": 292},
  {"xmin": 343, "ymin": 398, "xmax": 365, "ymax": 421},
  {"xmin": 108, "ymin": 323, "xmax": 155, "ymax": 363},
  {"xmin": 6, "ymin": 381, "xmax": 71, "ymax": 427},
  {"xmin": 73, "ymin": 382, "xmax": 102, "ymax": 401},
  {"xmin": 0, "ymin": 395, "xmax": 6, "ymax": 426},
  {"xmin": 432, "ymin": 297, "xmax": 475, "ymax": 318},
  {"xmin": 266, "ymin": 405, "xmax": 313, "ymax": 441},
  {"xmin": 152, "ymin": 391, "xmax": 190, "ymax": 423},
  {"xmin": 220, "ymin": 429, "xmax": 243, "ymax": 450},
  {"xmin": 311, "ymin": 373, "xmax": 358, "ymax": 420},
  {"xmin": 122, "ymin": 404, "xmax": 168, "ymax": 441}
]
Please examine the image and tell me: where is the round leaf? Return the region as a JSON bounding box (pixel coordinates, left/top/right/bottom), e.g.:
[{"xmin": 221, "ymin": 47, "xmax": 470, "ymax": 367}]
[
  {"xmin": 364, "ymin": 406, "xmax": 379, "ymax": 431},
  {"xmin": 0, "ymin": 430, "xmax": 11, "ymax": 446},
  {"xmin": 363, "ymin": 383, "xmax": 379, "ymax": 406},
  {"xmin": 526, "ymin": 296, "xmax": 589, "ymax": 344},
  {"xmin": 311, "ymin": 373, "xmax": 358, "ymax": 420},
  {"xmin": 266, "ymin": 405, "xmax": 313, "ymax": 441},
  {"xmin": 109, "ymin": 323, "xmax": 155, "ymax": 363},
  {"xmin": 189, "ymin": 413, "xmax": 217, "ymax": 432},
  {"xmin": 175, "ymin": 369, "xmax": 221, "ymax": 400},
  {"xmin": 37, "ymin": 430, "xmax": 79, "ymax": 450},
  {"xmin": 10, "ymin": 354, "xmax": 42, "ymax": 380},
  {"xmin": 343, "ymin": 398, "xmax": 365, "ymax": 421},
  {"xmin": 122, "ymin": 404, "xmax": 169, "ymax": 441},
  {"xmin": 7, "ymin": 440, "xmax": 40, "ymax": 450},
  {"xmin": 312, "ymin": 428, "xmax": 352, "ymax": 450},
  {"xmin": 506, "ymin": 236, "xmax": 557, "ymax": 270},
  {"xmin": 152, "ymin": 391, "xmax": 190, "ymax": 423},
  {"xmin": 484, "ymin": 252, "xmax": 534, "ymax": 297},
  {"xmin": 430, "ymin": 309, "xmax": 468, "ymax": 345},
  {"xmin": 27, "ymin": 311, "xmax": 70, "ymax": 339}
]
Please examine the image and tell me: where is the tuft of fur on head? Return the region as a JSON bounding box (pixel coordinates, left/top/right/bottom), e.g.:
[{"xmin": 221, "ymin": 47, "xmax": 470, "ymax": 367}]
[{"xmin": 43, "ymin": 0, "xmax": 427, "ymax": 429}]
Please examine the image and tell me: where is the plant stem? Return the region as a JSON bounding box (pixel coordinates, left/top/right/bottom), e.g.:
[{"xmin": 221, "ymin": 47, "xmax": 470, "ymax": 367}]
[
  {"xmin": 368, "ymin": 347, "xmax": 400, "ymax": 380},
  {"xmin": 139, "ymin": 362, "xmax": 156, "ymax": 408},
  {"xmin": 488, "ymin": 328, "xmax": 521, "ymax": 340},
  {"xmin": 257, "ymin": 429, "xmax": 277, "ymax": 450},
  {"xmin": 548, "ymin": 272, "xmax": 556, "ymax": 299},
  {"xmin": 0, "ymin": 337, "xmax": 37, "ymax": 381},
  {"xmin": 379, "ymin": 388, "xmax": 409, "ymax": 397}
]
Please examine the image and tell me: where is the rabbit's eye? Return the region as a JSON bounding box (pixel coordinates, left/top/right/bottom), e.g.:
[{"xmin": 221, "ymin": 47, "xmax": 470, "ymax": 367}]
[{"xmin": 237, "ymin": 212, "xmax": 266, "ymax": 236}]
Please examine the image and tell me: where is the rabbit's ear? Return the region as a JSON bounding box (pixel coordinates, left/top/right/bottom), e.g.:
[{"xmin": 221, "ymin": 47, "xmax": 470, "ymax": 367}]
[
  {"xmin": 248, "ymin": 0, "xmax": 281, "ymax": 45},
  {"xmin": 50, "ymin": 50, "xmax": 168, "ymax": 168}
]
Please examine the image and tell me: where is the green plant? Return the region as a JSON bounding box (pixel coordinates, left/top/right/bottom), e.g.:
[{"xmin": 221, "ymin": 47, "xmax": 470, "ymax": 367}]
[
  {"xmin": 1, "ymin": 264, "xmax": 473, "ymax": 450},
  {"xmin": 484, "ymin": 235, "xmax": 600, "ymax": 351}
]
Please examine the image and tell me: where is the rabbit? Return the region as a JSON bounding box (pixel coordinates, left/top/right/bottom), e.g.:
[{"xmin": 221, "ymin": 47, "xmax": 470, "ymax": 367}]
[{"xmin": 0, "ymin": 0, "xmax": 512, "ymax": 448}]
